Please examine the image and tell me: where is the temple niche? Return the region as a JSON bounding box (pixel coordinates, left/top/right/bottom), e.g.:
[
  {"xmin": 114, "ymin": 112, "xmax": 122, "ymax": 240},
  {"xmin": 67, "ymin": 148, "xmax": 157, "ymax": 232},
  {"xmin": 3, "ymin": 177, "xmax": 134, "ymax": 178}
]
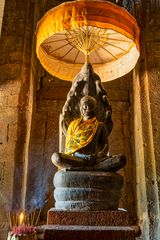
[{"xmin": 0, "ymin": 0, "xmax": 160, "ymax": 240}]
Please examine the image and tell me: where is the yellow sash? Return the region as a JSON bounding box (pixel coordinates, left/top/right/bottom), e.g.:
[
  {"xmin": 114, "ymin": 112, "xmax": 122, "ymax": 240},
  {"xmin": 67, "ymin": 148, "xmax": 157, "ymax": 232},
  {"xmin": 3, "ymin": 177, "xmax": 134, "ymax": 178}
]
[{"xmin": 65, "ymin": 117, "xmax": 99, "ymax": 155}]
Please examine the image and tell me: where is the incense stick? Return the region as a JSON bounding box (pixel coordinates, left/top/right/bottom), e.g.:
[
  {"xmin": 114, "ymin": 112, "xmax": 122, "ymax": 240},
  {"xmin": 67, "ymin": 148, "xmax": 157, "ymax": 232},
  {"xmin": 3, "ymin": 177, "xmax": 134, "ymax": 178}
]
[
  {"xmin": 31, "ymin": 210, "xmax": 36, "ymax": 226},
  {"xmin": 9, "ymin": 212, "xmax": 12, "ymax": 229},
  {"xmin": 15, "ymin": 212, "xmax": 18, "ymax": 227},
  {"xmin": 35, "ymin": 209, "xmax": 41, "ymax": 226},
  {"xmin": 12, "ymin": 213, "xmax": 16, "ymax": 227}
]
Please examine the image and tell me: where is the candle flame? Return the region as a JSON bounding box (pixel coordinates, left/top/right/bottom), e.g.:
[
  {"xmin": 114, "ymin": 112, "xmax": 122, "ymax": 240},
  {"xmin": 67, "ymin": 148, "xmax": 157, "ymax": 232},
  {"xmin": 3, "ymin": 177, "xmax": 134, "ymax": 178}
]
[{"xmin": 19, "ymin": 212, "xmax": 25, "ymax": 225}]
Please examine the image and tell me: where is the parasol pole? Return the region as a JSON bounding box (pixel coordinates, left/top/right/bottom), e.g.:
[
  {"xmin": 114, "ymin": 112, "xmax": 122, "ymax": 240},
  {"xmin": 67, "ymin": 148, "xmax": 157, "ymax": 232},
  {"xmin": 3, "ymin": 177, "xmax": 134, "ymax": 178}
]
[
  {"xmin": 85, "ymin": 53, "xmax": 89, "ymax": 63},
  {"xmin": 85, "ymin": 25, "xmax": 89, "ymax": 63}
]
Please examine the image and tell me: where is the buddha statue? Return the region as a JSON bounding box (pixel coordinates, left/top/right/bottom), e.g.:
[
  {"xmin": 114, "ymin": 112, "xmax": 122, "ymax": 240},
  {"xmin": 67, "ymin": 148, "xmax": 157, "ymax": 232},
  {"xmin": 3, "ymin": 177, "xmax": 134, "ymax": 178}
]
[
  {"xmin": 51, "ymin": 64, "xmax": 126, "ymax": 210},
  {"xmin": 51, "ymin": 95, "xmax": 126, "ymax": 172}
]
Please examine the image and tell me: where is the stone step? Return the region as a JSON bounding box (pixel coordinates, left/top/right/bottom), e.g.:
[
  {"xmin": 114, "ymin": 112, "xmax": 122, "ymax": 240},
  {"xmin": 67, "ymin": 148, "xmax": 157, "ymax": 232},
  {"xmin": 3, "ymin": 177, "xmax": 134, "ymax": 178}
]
[
  {"xmin": 43, "ymin": 225, "xmax": 135, "ymax": 240},
  {"xmin": 47, "ymin": 209, "xmax": 129, "ymax": 226}
]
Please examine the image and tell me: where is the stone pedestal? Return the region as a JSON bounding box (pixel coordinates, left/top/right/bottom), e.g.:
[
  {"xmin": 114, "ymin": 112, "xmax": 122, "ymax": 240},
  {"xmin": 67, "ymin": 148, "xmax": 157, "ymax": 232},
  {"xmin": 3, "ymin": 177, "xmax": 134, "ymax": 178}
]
[
  {"xmin": 40, "ymin": 209, "xmax": 136, "ymax": 240},
  {"xmin": 47, "ymin": 209, "xmax": 129, "ymax": 226},
  {"xmin": 44, "ymin": 225, "xmax": 135, "ymax": 240},
  {"xmin": 40, "ymin": 171, "xmax": 138, "ymax": 239},
  {"xmin": 54, "ymin": 171, "xmax": 123, "ymax": 210}
]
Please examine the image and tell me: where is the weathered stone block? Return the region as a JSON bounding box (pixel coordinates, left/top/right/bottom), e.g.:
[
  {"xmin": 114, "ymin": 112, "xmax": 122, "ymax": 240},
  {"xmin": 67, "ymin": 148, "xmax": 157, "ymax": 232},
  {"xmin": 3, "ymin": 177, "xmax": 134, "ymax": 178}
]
[
  {"xmin": 37, "ymin": 100, "xmax": 64, "ymax": 112},
  {"xmin": 120, "ymin": 74, "xmax": 132, "ymax": 90},
  {"xmin": 0, "ymin": 122, "xmax": 7, "ymax": 144},
  {"xmin": 2, "ymin": 22, "xmax": 25, "ymax": 36},
  {"xmin": 0, "ymin": 222, "xmax": 8, "ymax": 240},
  {"xmin": 0, "ymin": 95, "xmax": 8, "ymax": 107},
  {"xmin": 122, "ymin": 111, "xmax": 130, "ymax": 124},
  {"xmin": 0, "ymin": 109, "xmax": 18, "ymax": 124},
  {"xmin": 0, "ymin": 161, "xmax": 5, "ymax": 182},
  {"xmin": 40, "ymin": 86, "xmax": 69, "ymax": 100},
  {"xmin": 111, "ymin": 101, "xmax": 129, "ymax": 112},
  {"xmin": 109, "ymin": 112, "xmax": 125, "ymax": 154},
  {"xmin": 8, "ymin": 94, "xmax": 19, "ymax": 107},
  {"xmin": 104, "ymin": 79, "xmax": 120, "ymax": 89},
  {"xmin": 107, "ymin": 89, "xmax": 129, "ymax": 101},
  {"xmin": 0, "ymin": 64, "xmax": 21, "ymax": 82},
  {"xmin": 43, "ymin": 225, "xmax": 135, "ymax": 240},
  {"xmin": 9, "ymin": 51, "xmax": 22, "ymax": 63},
  {"xmin": 0, "ymin": 36, "xmax": 24, "ymax": 53},
  {"xmin": 47, "ymin": 209, "xmax": 129, "ymax": 226},
  {"xmin": 123, "ymin": 124, "xmax": 131, "ymax": 139},
  {"xmin": 7, "ymin": 123, "xmax": 18, "ymax": 142}
]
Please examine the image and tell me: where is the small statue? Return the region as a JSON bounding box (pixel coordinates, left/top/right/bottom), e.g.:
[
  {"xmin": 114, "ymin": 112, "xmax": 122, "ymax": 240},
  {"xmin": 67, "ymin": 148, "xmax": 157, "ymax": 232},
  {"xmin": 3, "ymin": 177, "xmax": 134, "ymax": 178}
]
[{"xmin": 52, "ymin": 95, "xmax": 126, "ymax": 171}]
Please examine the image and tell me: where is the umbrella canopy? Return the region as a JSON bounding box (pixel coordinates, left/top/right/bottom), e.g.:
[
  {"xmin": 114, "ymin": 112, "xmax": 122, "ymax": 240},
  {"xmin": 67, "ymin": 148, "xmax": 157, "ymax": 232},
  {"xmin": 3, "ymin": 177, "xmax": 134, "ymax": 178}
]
[{"xmin": 36, "ymin": 0, "xmax": 140, "ymax": 82}]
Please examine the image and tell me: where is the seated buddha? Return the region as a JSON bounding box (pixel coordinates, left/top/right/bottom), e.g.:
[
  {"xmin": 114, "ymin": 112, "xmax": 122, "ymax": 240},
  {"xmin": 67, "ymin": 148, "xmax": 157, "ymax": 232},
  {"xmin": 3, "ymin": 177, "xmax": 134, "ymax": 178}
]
[{"xmin": 51, "ymin": 95, "xmax": 126, "ymax": 171}]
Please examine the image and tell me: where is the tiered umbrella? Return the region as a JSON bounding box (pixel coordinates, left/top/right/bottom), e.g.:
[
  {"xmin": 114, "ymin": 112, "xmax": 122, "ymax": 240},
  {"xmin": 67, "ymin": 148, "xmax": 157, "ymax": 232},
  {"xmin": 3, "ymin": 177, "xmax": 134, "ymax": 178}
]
[{"xmin": 36, "ymin": 0, "xmax": 140, "ymax": 82}]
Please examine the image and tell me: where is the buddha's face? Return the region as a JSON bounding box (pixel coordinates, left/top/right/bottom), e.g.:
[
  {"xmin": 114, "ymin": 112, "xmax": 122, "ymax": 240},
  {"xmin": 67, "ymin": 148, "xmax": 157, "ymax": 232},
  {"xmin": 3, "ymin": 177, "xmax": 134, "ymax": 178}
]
[{"xmin": 80, "ymin": 98, "xmax": 96, "ymax": 120}]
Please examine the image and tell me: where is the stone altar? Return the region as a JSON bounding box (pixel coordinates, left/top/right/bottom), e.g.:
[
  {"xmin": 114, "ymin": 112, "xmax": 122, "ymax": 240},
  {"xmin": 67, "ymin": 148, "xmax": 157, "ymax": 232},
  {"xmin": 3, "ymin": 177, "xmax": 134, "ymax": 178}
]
[{"xmin": 42, "ymin": 209, "xmax": 136, "ymax": 240}]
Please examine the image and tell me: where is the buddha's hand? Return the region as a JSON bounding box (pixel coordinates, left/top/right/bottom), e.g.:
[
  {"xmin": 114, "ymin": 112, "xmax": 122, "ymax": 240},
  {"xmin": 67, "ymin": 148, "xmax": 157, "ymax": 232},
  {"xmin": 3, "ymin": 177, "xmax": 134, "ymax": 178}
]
[
  {"xmin": 97, "ymin": 144, "xmax": 108, "ymax": 158},
  {"xmin": 85, "ymin": 154, "xmax": 96, "ymax": 166}
]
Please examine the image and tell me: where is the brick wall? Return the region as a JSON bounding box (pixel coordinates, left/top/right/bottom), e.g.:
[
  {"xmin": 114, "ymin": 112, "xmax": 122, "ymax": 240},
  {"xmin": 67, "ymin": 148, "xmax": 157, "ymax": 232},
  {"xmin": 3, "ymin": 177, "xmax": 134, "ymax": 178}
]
[{"xmin": 0, "ymin": 0, "xmax": 43, "ymax": 238}]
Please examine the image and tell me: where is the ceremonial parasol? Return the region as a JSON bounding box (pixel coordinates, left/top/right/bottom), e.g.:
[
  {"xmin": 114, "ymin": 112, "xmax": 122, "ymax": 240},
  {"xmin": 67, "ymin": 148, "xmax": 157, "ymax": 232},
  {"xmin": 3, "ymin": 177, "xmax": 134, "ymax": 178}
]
[{"xmin": 36, "ymin": 0, "xmax": 140, "ymax": 82}]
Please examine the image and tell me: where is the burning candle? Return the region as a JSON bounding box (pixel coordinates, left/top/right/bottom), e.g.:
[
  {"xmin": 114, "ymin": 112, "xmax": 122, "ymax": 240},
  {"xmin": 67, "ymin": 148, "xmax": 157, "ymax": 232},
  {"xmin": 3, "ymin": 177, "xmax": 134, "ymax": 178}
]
[{"xmin": 19, "ymin": 212, "xmax": 25, "ymax": 225}]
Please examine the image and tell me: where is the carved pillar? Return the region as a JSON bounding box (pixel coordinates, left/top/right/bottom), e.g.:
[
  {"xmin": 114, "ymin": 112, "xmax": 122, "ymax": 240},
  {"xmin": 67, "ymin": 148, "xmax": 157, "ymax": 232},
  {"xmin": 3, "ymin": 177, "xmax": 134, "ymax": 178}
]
[
  {"xmin": 0, "ymin": 0, "xmax": 5, "ymax": 35},
  {"xmin": 132, "ymin": 1, "xmax": 160, "ymax": 239}
]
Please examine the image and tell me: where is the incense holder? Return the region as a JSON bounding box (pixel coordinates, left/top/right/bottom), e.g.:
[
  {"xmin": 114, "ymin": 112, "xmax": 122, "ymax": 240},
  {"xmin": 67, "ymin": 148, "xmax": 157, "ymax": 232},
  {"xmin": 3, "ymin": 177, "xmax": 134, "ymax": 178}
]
[{"xmin": 7, "ymin": 232, "xmax": 37, "ymax": 240}]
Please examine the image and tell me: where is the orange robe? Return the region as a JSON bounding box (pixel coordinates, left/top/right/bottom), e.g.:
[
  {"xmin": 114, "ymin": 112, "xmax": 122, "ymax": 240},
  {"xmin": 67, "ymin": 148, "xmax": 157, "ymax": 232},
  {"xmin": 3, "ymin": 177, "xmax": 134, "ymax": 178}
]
[{"xmin": 65, "ymin": 117, "xmax": 99, "ymax": 155}]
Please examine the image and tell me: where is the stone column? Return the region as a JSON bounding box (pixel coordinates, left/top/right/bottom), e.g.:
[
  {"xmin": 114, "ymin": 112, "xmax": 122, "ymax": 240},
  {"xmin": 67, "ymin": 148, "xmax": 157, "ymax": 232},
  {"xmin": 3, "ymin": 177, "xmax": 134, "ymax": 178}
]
[
  {"xmin": 0, "ymin": 0, "xmax": 5, "ymax": 35},
  {"xmin": 132, "ymin": 1, "xmax": 160, "ymax": 239}
]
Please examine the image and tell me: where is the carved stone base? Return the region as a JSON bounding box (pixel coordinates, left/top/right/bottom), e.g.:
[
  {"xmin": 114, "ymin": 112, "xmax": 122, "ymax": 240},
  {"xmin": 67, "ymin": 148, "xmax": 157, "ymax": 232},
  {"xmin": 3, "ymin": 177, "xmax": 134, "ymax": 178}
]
[
  {"xmin": 47, "ymin": 209, "xmax": 130, "ymax": 226},
  {"xmin": 43, "ymin": 225, "xmax": 135, "ymax": 240},
  {"xmin": 37, "ymin": 209, "xmax": 137, "ymax": 240},
  {"xmin": 47, "ymin": 170, "xmax": 136, "ymax": 239},
  {"xmin": 54, "ymin": 171, "xmax": 123, "ymax": 210}
]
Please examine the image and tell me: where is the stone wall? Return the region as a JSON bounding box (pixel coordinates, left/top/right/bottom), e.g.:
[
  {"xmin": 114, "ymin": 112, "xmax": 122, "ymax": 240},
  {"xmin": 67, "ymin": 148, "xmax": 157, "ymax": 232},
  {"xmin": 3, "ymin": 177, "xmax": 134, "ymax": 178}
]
[
  {"xmin": 132, "ymin": 1, "xmax": 160, "ymax": 239},
  {"xmin": 0, "ymin": 0, "xmax": 44, "ymax": 238},
  {"xmin": 105, "ymin": 75, "xmax": 136, "ymax": 222}
]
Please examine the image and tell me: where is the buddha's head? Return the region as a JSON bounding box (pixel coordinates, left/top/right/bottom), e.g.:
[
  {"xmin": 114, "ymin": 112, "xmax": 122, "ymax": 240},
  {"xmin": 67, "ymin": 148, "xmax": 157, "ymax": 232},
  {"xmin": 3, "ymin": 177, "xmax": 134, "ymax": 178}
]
[{"xmin": 80, "ymin": 95, "xmax": 97, "ymax": 120}]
